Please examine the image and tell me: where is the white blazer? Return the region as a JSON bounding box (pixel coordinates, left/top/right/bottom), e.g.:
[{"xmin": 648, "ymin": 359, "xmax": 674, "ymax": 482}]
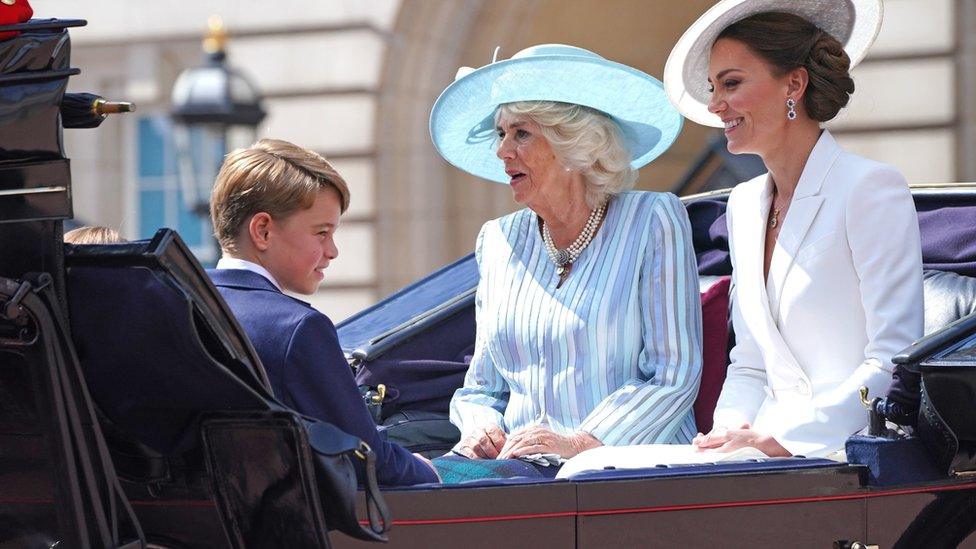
[{"xmin": 713, "ymin": 131, "xmax": 923, "ymax": 458}]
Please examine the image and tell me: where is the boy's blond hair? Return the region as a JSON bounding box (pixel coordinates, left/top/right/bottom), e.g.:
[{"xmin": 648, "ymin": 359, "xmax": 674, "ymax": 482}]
[
  {"xmin": 210, "ymin": 138, "xmax": 350, "ymax": 254},
  {"xmin": 64, "ymin": 226, "xmax": 125, "ymax": 245}
]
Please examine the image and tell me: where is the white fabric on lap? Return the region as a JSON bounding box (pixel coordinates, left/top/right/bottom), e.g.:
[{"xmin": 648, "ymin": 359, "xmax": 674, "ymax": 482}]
[{"xmin": 556, "ymin": 444, "xmax": 767, "ymax": 479}]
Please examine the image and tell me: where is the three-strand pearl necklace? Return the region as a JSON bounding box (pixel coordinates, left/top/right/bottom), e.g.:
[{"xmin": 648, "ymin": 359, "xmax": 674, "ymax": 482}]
[{"xmin": 542, "ymin": 199, "xmax": 608, "ymax": 288}]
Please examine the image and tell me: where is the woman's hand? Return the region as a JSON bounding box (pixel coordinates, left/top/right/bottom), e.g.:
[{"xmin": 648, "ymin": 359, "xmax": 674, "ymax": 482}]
[
  {"xmin": 456, "ymin": 424, "xmax": 507, "ymax": 458},
  {"xmin": 497, "ymin": 426, "xmax": 602, "ymax": 459},
  {"xmin": 692, "ymin": 423, "xmax": 791, "ymax": 457}
]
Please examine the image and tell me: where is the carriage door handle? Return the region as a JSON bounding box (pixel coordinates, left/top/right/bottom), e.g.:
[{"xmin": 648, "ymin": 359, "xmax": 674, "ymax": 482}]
[{"xmin": 834, "ymin": 541, "xmax": 879, "ymax": 549}]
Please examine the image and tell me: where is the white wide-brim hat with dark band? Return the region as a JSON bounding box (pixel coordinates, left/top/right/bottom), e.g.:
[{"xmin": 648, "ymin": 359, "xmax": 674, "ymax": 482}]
[
  {"xmin": 664, "ymin": 0, "xmax": 884, "ymax": 128},
  {"xmin": 429, "ymin": 44, "xmax": 683, "ymax": 184}
]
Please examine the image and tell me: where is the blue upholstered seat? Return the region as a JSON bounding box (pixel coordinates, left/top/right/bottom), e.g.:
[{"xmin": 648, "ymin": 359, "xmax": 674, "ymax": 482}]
[{"xmin": 845, "ymin": 435, "xmax": 944, "ymax": 486}]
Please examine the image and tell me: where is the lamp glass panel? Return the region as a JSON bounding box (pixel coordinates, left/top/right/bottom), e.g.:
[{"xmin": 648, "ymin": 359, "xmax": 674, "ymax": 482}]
[{"xmin": 172, "ymin": 67, "xmax": 228, "ymax": 107}]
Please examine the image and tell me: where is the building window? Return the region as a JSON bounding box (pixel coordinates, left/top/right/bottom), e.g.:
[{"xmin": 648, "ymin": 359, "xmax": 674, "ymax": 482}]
[{"xmin": 136, "ymin": 115, "xmax": 220, "ymax": 264}]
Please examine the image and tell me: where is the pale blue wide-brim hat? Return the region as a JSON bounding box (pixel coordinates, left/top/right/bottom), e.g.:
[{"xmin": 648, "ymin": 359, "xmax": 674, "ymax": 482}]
[{"xmin": 429, "ymin": 44, "xmax": 683, "ymax": 184}]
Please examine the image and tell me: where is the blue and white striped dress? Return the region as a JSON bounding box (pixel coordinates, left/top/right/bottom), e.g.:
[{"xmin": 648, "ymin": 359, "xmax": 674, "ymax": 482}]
[{"xmin": 450, "ymin": 191, "xmax": 703, "ymax": 446}]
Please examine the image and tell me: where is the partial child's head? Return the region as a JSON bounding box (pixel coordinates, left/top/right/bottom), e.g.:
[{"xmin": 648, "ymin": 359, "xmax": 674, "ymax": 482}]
[
  {"xmin": 64, "ymin": 226, "xmax": 125, "ymax": 245},
  {"xmin": 210, "ymin": 138, "xmax": 350, "ymax": 294}
]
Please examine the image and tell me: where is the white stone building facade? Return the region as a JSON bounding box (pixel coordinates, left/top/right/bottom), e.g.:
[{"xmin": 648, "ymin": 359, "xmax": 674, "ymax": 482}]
[{"xmin": 42, "ymin": 0, "xmax": 975, "ymax": 320}]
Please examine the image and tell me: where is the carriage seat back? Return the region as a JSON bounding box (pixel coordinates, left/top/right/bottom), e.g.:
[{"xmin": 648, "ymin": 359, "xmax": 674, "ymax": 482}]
[
  {"xmin": 693, "ymin": 276, "xmax": 731, "ymax": 434},
  {"xmin": 922, "ymin": 269, "xmax": 976, "ymax": 334},
  {"xmin": 65, "ymin": 229, "xmax": 275, "ymax": 457}
]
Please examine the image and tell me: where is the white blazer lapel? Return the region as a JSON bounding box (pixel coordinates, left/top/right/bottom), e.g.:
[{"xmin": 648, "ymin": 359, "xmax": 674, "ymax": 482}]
[
  {"xmin": 767, "ymin": 132, "xmax": 841, "ymax": 314},
  {"xmin": 766, "ymin": 198, "xmax": 824, "ymax": 313},
  {"xmin": 733, "ymin": 176, "xmax": 772, "ymax": 323},
  {"xmin": 732, "ymin": 176, "xmax": 799, "ymax": 372}
]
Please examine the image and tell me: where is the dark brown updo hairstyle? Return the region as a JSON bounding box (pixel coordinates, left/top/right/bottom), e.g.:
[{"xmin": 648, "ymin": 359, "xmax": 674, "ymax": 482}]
[{"xmin": 718, "ymin": 12, "xmax": 855, "ymax": 122}]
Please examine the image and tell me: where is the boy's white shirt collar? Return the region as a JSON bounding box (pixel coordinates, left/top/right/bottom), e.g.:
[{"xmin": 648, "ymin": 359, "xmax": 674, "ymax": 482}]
[{"xmin": 216, "ymin": 257, "xmax": 282, "ymax": 291}]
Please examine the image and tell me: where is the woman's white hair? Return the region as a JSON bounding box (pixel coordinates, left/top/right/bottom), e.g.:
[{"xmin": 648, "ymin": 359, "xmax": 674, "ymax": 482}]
[{"xmin": 496, "ymin": 101, "xmax": 636, "ymax": 208}]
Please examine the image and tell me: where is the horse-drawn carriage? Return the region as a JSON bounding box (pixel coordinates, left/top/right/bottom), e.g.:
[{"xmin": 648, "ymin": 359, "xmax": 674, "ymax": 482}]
[{"xmin": 2, "ymin": 17, "xmax": 975, "ymax": 549}]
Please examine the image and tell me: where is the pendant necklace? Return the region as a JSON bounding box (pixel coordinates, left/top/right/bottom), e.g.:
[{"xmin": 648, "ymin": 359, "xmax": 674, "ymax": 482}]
[
  {"xmin": 770, "ymin": 190, "xmax": 793, "ymax": 230},
  {"xmin": 770, "ymin": 187, "xmax": 788, "ymax": 229},
  {"xmin": 541, "ymin": 199, "xmax": 608, "ymax": 289}
]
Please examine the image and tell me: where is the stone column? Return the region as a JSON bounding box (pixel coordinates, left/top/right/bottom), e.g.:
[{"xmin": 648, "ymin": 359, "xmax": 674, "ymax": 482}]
[{"xmin": 957, "ymin": 0, "xmax": 976, "ymax": 181}]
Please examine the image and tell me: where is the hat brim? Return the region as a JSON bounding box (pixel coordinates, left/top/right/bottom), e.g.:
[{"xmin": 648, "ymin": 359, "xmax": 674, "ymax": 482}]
[
  {"xmin": 429, "ymin": 55, "xmax": 683, "ymax": 184},
  {"xmin": 664, "ymin": 0, "xmax": 883, "ymax": 128}
]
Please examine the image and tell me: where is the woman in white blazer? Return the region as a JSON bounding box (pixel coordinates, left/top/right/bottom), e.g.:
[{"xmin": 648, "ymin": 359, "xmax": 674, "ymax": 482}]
[
  {"xmin": 556, "ymin": 1, "xmax": 924, "ymax": 476},
  {"xmin": 670, "ymin": 2, "xmax": 923, "ymax": 458}
]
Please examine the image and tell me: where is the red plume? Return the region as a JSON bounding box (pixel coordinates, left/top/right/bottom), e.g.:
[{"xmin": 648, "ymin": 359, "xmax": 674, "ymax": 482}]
[{"xmin": 0, "ymin": 0, "xmax": 33, "ymax": 41}]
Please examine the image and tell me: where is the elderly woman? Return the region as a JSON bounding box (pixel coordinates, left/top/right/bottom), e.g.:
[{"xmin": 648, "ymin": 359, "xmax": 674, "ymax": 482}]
[{"xmin": 429, "ymin": 44, "xmax": 703, "ymax": 463}]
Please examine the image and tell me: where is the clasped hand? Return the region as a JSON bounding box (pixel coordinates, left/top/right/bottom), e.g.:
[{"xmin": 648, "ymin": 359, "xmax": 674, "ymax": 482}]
[
  {"xmin": 691, "ymin": 423, "xmax": 791, "ymax": 457},
  {"xmin": 455, "ymin": 424, "xmax": 601, "ymax": 459}
]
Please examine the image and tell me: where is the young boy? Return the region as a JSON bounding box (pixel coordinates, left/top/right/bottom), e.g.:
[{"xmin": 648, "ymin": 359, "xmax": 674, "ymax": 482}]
[{"xmin": 207, "ymin": 138, "xmax": 438, "ymax": 486}]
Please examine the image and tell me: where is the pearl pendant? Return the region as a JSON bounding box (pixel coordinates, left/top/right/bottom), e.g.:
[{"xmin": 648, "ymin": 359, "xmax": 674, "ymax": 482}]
[
  {"xmin": 555, "ymin": 263, "xmax": 572, "ymax": 289},
  {"xmin": 541, "ymin": 198, "xmax": 608, "ymax": 290}
]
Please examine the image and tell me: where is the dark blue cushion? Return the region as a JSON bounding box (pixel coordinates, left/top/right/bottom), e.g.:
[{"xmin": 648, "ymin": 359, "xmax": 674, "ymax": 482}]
[{"xmin": 845, "ymin": 434, "xmax": 944, "ymax": 486}]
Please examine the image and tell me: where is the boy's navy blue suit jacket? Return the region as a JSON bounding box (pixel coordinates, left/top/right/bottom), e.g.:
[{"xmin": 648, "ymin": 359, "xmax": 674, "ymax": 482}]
[{"xmin": 207, "ymin": 268, "xmax": 438, "ymax": 486}]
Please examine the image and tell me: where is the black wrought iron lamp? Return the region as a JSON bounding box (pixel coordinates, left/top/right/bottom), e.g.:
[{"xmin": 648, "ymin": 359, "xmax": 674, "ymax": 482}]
[{"xmin": 170, "ymin": 15, "xmax": 266, "ymax": 219}]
